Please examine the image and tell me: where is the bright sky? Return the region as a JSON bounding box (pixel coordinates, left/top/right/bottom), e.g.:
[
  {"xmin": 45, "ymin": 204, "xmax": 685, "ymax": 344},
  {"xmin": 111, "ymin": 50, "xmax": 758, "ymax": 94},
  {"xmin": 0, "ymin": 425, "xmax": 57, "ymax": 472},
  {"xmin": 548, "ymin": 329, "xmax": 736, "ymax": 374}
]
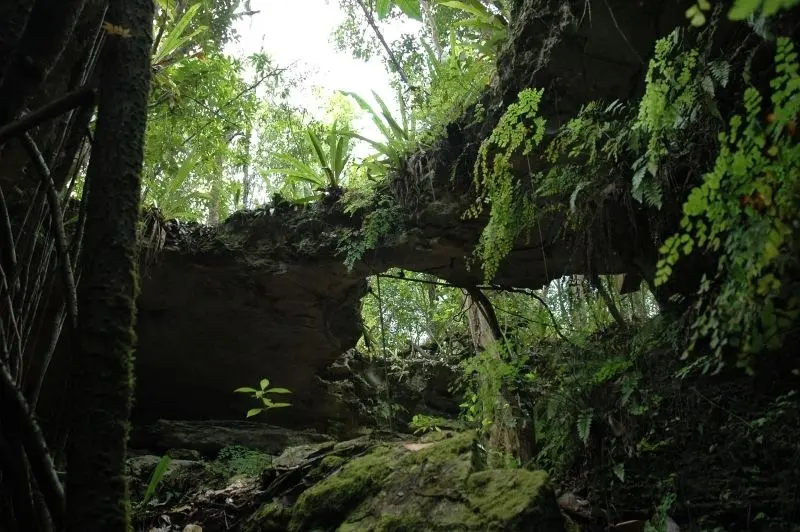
[{"xmin": 225, "ymin": 1, "xmax": 419, "ymax": 134}]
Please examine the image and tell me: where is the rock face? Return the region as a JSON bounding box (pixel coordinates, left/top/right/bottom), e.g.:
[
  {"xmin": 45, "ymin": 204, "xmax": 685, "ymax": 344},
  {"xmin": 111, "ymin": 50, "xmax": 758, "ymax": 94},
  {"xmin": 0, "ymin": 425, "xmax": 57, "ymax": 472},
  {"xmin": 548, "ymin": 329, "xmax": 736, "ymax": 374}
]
[
  {"xmin": 246, "ymin": 431, "xmax": 565, "ymax": 532},
  {"xmin": 129, "ymin": 419, "xmax": 334, "ymax": 457},
  {"xmin": 134, "ymin": 210, "xmax": 367, "ymax": 430},
  {"xmin": 126, "ymin": 0, "xmax": 700, "ymax": 429}
]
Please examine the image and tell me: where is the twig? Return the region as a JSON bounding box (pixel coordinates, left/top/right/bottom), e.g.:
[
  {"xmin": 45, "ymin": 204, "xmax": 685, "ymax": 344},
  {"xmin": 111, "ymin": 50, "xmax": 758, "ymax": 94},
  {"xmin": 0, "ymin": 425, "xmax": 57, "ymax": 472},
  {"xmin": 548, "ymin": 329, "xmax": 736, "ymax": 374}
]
[
  {"xmin": 21, "ymin": 133, "xmax": 79, "ymax": 329},
  {"xmin": 374, "ymin": 272, "xmax": 582, "ymax": 346},
  {"xmin": 486, "ymin": 283, "xmax": 584, "ymax": 348},
  {"xmin": 0, "ymin": 265, "xmax": 24, "ymax": 379},
  {"xmin": 0, "ymin": 86, "xmax": 95, "ymax": 146},
  {"xmin": 0, "ymin": 185, "xmax": 18, "ymax": 277}
]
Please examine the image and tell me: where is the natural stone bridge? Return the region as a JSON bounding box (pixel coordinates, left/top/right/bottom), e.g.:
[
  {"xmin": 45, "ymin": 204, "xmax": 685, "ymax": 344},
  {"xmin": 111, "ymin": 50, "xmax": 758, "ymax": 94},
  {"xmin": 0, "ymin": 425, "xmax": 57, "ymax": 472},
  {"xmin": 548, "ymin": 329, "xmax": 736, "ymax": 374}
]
[{"xmin": 125, "ymin": 0, "xmax": 698, "ymax": 431}]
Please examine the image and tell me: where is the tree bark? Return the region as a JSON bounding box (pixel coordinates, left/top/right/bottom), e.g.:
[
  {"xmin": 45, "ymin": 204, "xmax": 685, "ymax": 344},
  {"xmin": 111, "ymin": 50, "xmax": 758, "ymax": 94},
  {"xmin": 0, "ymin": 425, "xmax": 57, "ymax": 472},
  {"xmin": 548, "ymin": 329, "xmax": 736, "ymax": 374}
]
[
  {"xmin": 464, "ymin": 287, "xmax": 532, "ymax": 465},
  {"xmin": 66, "ymin": 0, "xmax": 153, "ymax": 529}
]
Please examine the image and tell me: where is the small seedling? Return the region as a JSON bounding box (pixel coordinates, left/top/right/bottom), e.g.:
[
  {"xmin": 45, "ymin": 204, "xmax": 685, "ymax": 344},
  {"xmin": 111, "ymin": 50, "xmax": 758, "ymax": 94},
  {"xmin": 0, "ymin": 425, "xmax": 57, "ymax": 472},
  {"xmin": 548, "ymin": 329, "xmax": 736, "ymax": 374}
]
[{"xmin": 234, "ymin": 378, "xmax": 292, "ymax": 418}]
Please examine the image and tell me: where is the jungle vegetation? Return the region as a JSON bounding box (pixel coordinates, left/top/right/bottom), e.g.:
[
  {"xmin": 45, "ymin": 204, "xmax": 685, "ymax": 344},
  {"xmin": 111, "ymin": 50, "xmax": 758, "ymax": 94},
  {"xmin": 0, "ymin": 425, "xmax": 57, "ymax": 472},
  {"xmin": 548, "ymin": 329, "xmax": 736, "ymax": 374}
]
[{"xmin": 0, "ymin": 0, "xmax": 798, "ymax": 530}]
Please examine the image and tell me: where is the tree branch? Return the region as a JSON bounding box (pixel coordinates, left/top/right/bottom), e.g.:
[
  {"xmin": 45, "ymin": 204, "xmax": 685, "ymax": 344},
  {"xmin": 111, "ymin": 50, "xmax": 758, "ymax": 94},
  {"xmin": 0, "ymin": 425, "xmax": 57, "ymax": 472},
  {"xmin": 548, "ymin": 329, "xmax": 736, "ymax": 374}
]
[
  {"xmin": 0, "ymin": 85, "xmax": 95, "ymax": 146},
  {"xmin": 355, "ymin": 0, "xmax": 413, "ymax": 89},
  {"xmin": 21, "ymin": 133, "xmax": 79, "ymax": 330}
]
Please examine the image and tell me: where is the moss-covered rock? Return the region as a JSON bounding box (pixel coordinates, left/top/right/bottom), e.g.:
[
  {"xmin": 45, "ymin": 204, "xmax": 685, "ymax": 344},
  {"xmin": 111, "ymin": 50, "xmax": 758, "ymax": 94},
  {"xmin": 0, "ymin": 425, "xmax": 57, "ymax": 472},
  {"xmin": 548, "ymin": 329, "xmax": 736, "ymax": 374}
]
[
  {"xmin": 248, "ymin": 432, "xmax": 564, "ymax": 531},
  {"xmin": 244, "ymin": 501, "xmax": 293, "ymax": 532}
]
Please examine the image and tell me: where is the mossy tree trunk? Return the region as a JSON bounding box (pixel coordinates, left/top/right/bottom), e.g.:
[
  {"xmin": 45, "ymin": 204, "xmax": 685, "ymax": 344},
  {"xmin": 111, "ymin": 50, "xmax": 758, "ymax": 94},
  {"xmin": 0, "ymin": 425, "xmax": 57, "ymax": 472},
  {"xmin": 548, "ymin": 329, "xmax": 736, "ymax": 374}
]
[{"xmin": 66, "ymin": 0, "xmax": 153, "ymax": 529}]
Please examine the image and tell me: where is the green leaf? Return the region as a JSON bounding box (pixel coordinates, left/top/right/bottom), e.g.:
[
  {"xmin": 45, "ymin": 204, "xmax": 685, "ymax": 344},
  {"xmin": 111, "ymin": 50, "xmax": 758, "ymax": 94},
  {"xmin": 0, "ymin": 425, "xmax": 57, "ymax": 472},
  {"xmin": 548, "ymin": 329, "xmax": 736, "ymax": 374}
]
[
  {"xmin": 234, "ymin": 387, "xmax": 258, "ymax": 394},
  {"xmin": 375, "ymin": 0, "xmax": 391, "ymax": 18},
  {"xmin": 372, "ymin": 90, "xmax": 407, "ymax": 141},
  {"xmin": 762, "ymin": 0, "xmax": 784, "ymax": 15},
  {"xmin": 308, "ymin": 129, "xmax": 330, "ymax": 171},
  {"xmin": 394, "ymin": 0, "xmax": 422, "ymax": 20},
  {"xmin": 439, "ymin": 0, "xmax": 491, "ymax": 21},
  {"xmin": 728, "ymin": 0, "xmax": 761, "ymax": 19},
  {"xmin": 153, "ymin": 3, "xmax": 206, "ymax": 64},
  {"xmin": 142, "ymin": 455, "xmax": 171, "ymax": 507},
  {"xmin": 690, "ymin": 10, "xmax": 707, "ymax": 26},
  {"xmin": 267, "ymin": 387, "xmax": 292, "ymax": 394},
  {"xmin": 613, "ymin": 463, "xmax": 626, "ymax": 482},
  {"xmin": 260, "ymin": 378, "xmax": 270, "ymax": 390},
  {"xmin": 246, "ymin": 408, "xmax": 263, "ymax": 418},
  {"xmin": 577, "ymin": 409, "xmax": 593, "ymax": 444},
  {"xmin": 269, "ymin": 402, "xmax": 292, "ymax": 408}
]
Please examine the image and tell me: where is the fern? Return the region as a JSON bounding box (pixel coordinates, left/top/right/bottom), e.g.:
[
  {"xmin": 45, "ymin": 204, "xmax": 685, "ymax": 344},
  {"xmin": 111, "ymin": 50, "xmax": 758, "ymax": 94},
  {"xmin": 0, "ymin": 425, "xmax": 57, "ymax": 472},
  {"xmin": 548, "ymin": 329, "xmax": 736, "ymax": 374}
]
[
  {"xmin": 468, "ymin": 88, "xmax": 547, "ymax": 282},
  {"xmin": 576, "ymin": 408, "xmax": 594, "ymax": 444},
  {"xmin": 338, "ymin": 194, "xmax": 404, "ymax": 270},
  {"xmin": 656, "ymin": 37, "xmax": 800, "ymax": 372},
  {"xmin": 632, "ymin": 30, "xmax": 703, "ymax": 208}
]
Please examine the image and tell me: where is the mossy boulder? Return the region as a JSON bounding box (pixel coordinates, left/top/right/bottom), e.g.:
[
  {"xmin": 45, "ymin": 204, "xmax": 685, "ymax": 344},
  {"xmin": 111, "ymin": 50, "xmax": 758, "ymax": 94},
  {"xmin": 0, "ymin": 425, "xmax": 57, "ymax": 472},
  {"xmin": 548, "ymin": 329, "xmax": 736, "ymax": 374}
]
[{"xmin": 250, "ymin": 432, "xmax": 564, "ymax": 532}]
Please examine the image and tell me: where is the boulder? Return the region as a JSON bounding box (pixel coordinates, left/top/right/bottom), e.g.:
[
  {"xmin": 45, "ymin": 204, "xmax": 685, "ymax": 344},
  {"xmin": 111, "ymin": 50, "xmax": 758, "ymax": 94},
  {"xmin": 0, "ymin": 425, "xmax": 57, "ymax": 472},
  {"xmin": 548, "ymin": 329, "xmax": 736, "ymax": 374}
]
[{"xmin": 246, "ymin": 431, "xmax": 565, "ymax": 531}]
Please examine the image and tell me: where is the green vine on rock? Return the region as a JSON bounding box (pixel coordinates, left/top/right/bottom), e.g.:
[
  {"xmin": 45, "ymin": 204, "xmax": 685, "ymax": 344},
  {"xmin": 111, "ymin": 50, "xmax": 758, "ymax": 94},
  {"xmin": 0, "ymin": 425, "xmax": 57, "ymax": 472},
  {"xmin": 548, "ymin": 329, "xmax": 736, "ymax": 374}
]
[
  {"xmin": 468, "ymin": 87, "xmax": 547, "ymax": 282},
  {"xmin": 656, "ymin": 37, "xmax": 800, "ymax": 373}
]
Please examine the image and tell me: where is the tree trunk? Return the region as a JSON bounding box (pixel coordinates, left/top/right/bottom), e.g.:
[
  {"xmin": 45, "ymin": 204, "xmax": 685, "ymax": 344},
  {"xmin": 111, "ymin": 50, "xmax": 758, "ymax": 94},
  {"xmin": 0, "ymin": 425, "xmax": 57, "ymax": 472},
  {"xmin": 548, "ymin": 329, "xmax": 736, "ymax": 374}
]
[
  {"xmin": 591, "ymin": 274, "xmax": 627, "ymax": 328},
  {"xmin": 66, "ymin": 0, "xmax": 153, "ymax": 529},
  {"xmin": 419, "ymin": 0, "xmax": 443, "ymax": 62},
  {"xmin": 464, "ymin": 287, "xmax": 532, "ymax": 465}
]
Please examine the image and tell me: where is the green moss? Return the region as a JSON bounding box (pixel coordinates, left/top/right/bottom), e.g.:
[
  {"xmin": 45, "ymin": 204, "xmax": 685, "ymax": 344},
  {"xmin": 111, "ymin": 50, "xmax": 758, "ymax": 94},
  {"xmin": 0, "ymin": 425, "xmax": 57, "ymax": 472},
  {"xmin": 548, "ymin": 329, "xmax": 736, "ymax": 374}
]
[
  {"xmin": 319, "ymin": 455, "xmax": 346, "ymax": 471},
  {"xmin": 252, "ymin": 432, "xmax": 563, "ymax": 531},
  {"xmin": 243, "ymin": 501, "xmax": 291, "ymax": 532},
  {"xmin": 288, "ymin": 445, "xmax": 398, "ymax": 531},
  {"xmin": 465, "ymin": 469, "xmax": 558, "ymax": 529}
]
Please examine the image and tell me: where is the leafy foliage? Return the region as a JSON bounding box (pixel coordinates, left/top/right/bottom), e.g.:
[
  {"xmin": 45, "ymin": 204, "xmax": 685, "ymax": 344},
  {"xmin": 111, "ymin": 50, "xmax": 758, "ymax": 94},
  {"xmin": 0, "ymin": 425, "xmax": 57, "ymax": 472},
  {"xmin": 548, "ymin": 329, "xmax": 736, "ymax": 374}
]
[
  {"xmin": 234, "ymin": 378, "xmax": 292, "ymax": 418},
  {"xmin": 656, "ymin": 37, "xmax": 800, "ymax": 373},
  {"xmin": 216, "ymin": 446, "xmax": 273, "ymax": 477},
  {"xmin": 266, "ymin": 122, "xmax": 353, "ymax": 203},
  {"xmin": 467, "ymin": 88, "xmax": 547, "ymax": 281},
  {"xmin": 143, "ymin": 51, "xmax": 263, "ymax": 220},
  {"xmin": 341, "ymin": 89, "xmax": 417, "ymax": 177},
  {"xmin": 436, "ymin": 0, "xmax": 508, "ymax": 58},
  {"xmin": 338, "ymin": 193, "xmax": 405, "ymax": 269},
  {"xmin": 727, "ymin": 0, "xmax": 800, "ymax": 19}
]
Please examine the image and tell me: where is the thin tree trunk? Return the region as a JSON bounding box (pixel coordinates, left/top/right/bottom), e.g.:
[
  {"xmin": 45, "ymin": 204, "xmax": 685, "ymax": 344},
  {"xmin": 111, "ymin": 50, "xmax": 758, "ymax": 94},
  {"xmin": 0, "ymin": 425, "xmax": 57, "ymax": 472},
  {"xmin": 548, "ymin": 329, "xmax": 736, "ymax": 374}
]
[
  {"xmin": 591, "ymin": 274, "xmax": 627, "ymax": 328},
  {"xmin": 66, "ymin": 0, "xmax": 153, "ymax": 529},
  {"xmin": 355, "ymin": 0, "xmax": 413, "ymax": 88},
  {"xmin": 420, "ymin": 0, "xmax": 443, "ymax": 61},
  {"xmin": 464, "ymin": 287, "xmax": 531, "ymax": 465}
]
